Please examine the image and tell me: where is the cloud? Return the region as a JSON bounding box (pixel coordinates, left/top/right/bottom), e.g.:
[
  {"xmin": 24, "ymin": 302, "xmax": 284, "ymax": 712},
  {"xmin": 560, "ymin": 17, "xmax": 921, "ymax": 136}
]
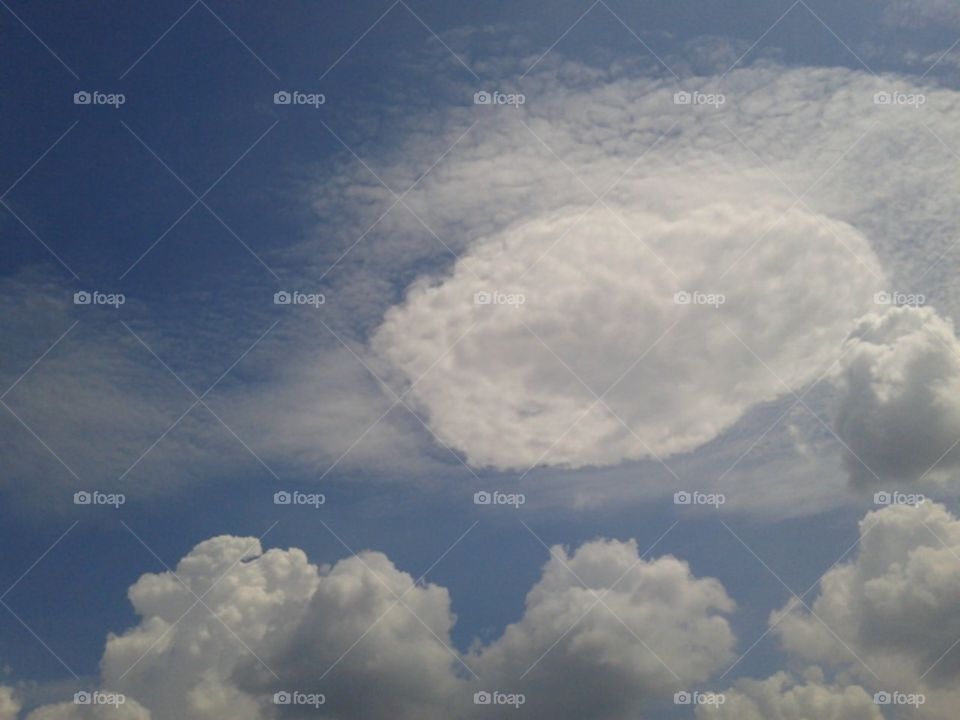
[
  {"xmin": 25, "ymin": 534, "xmax": 735, "ymax": 720},
  {"xmin": 24, "ymin": 699, "xmax": 151, "ymax": 720},
  {"xmin": 374, "ymin": 200, "xmax": 883, "ymax": 471},
  {"xmin": 880, "ymin": 0, "xmax": 960, "ymax": 27},
  {"xmin": 0, "ymin": 688, "xmax": 19, "ymax": 720},
  {"xmin": 769, "ymin": 501, "xmax": 960, "ymax": 718},
  {"xmin": 471, "ymin": 537, "xmax": 736, "ymax": 718},
  {"xmin": 698, "ymin": 670, "xmax": 882, "ymax": 720},
  {"xmin": 832, "ymin": 306, "xmax": 960, "ymax": 486}
]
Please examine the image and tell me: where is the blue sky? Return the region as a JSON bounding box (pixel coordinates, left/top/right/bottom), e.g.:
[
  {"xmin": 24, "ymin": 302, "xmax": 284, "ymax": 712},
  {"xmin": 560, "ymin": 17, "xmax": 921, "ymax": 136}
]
[{"xmin": 3, "ymin": 1, "xmax": 960, "ymax": 719}]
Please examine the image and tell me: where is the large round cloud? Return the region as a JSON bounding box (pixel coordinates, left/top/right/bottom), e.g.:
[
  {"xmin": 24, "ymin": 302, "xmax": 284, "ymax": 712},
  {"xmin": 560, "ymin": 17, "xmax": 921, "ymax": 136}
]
[{"xmin": 374, "ymin": 200, "xmax": 884, "ymax": 470}]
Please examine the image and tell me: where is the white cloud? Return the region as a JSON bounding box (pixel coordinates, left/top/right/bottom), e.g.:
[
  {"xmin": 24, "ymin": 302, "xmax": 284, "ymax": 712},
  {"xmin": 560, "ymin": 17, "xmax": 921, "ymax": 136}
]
[
  {"xmin": 832, "ymin": 306, "xmax": 960, "ymax": 486},
  {"xmin": 24, "ymin": 699, "xmax": 151, "ymax": 720},
  {"xmin": 0, "ymin": 687, "xmax": 20, "ymax": 720},
  {"xmin": 771, "ymin": 501, "xmax": 960, "ymax": 718},
  {"xmin": 25, "ymin": 534, "xmax": 735, "ymax": 720},
  {"xmin": 880, "ymin": 0, "xmax": 960, "ymax": 27},
  {"xmin": 374, "ymin": 200, "xmax": 883, "ymax": 470},
  {"xmin": 699, "ymin": 670, "xmax": 882, "ymax": 720}
]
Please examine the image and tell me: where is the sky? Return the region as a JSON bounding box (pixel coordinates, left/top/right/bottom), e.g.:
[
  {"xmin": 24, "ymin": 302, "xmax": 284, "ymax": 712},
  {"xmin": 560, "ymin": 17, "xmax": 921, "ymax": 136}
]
[{"xmin": 3, "ymin": 0, "xmax": 960, "ymax": 718}]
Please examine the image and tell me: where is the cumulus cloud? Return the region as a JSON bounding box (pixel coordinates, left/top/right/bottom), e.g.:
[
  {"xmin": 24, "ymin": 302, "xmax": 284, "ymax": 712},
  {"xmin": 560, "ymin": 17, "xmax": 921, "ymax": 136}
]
[
  {"xmin": 25, "ymin": 698, "xmax": 151, "ymax": 720},
  {"xmin": 0, "ymin": 687, "xmax": 20, "ymax": 720},
  {"xmin": 768, "ymin": 501, "xmax": 960, "ymax": 718},
  {"xmin": 699, "ymin": 670, "xmax": 882, "ymax": 720},
  {"xmin": 24, "ymin": 534, "xmax": 735, "ymax": 720},
  {"xmin": 832, "ymin": 306, "xmax": 960, "ymax": 486}
]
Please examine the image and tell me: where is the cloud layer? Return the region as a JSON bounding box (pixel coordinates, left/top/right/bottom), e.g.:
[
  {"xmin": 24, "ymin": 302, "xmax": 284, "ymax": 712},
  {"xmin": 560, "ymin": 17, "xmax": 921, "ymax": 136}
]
[{"xmin": 22, "ymin": 535, "xmax": 734, "ymax": 720}]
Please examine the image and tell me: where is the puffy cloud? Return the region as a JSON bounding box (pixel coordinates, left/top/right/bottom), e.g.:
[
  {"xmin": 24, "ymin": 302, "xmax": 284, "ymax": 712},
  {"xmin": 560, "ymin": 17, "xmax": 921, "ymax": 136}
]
[
  {"xmin": 374, "ymin": 200, "xmax": 883, "ymax": 470},
  {"xmin": 771, "ymin": 501, "xmax": 960, "ymax": 718},
  {"xmin": 29, "ymin": 534, "xmax": 734, "ymax": 720},
  {"xmin": 832, "ymin": 306, "xmax": 960, "ymax": 486},
  {"xmin": 0, "ymin": 687, "xmax": 20, "ymax": 720},
  {"xmin": 472, "ymin": 538, "xmax": 736, "ymax": 718},
  {"xmin": 699, "ymin": 670, "xmax": 882, "ymax": 720},
  {"xmin": 25, "ymin": 698, "xmax": 151, "ymax": 720}
]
